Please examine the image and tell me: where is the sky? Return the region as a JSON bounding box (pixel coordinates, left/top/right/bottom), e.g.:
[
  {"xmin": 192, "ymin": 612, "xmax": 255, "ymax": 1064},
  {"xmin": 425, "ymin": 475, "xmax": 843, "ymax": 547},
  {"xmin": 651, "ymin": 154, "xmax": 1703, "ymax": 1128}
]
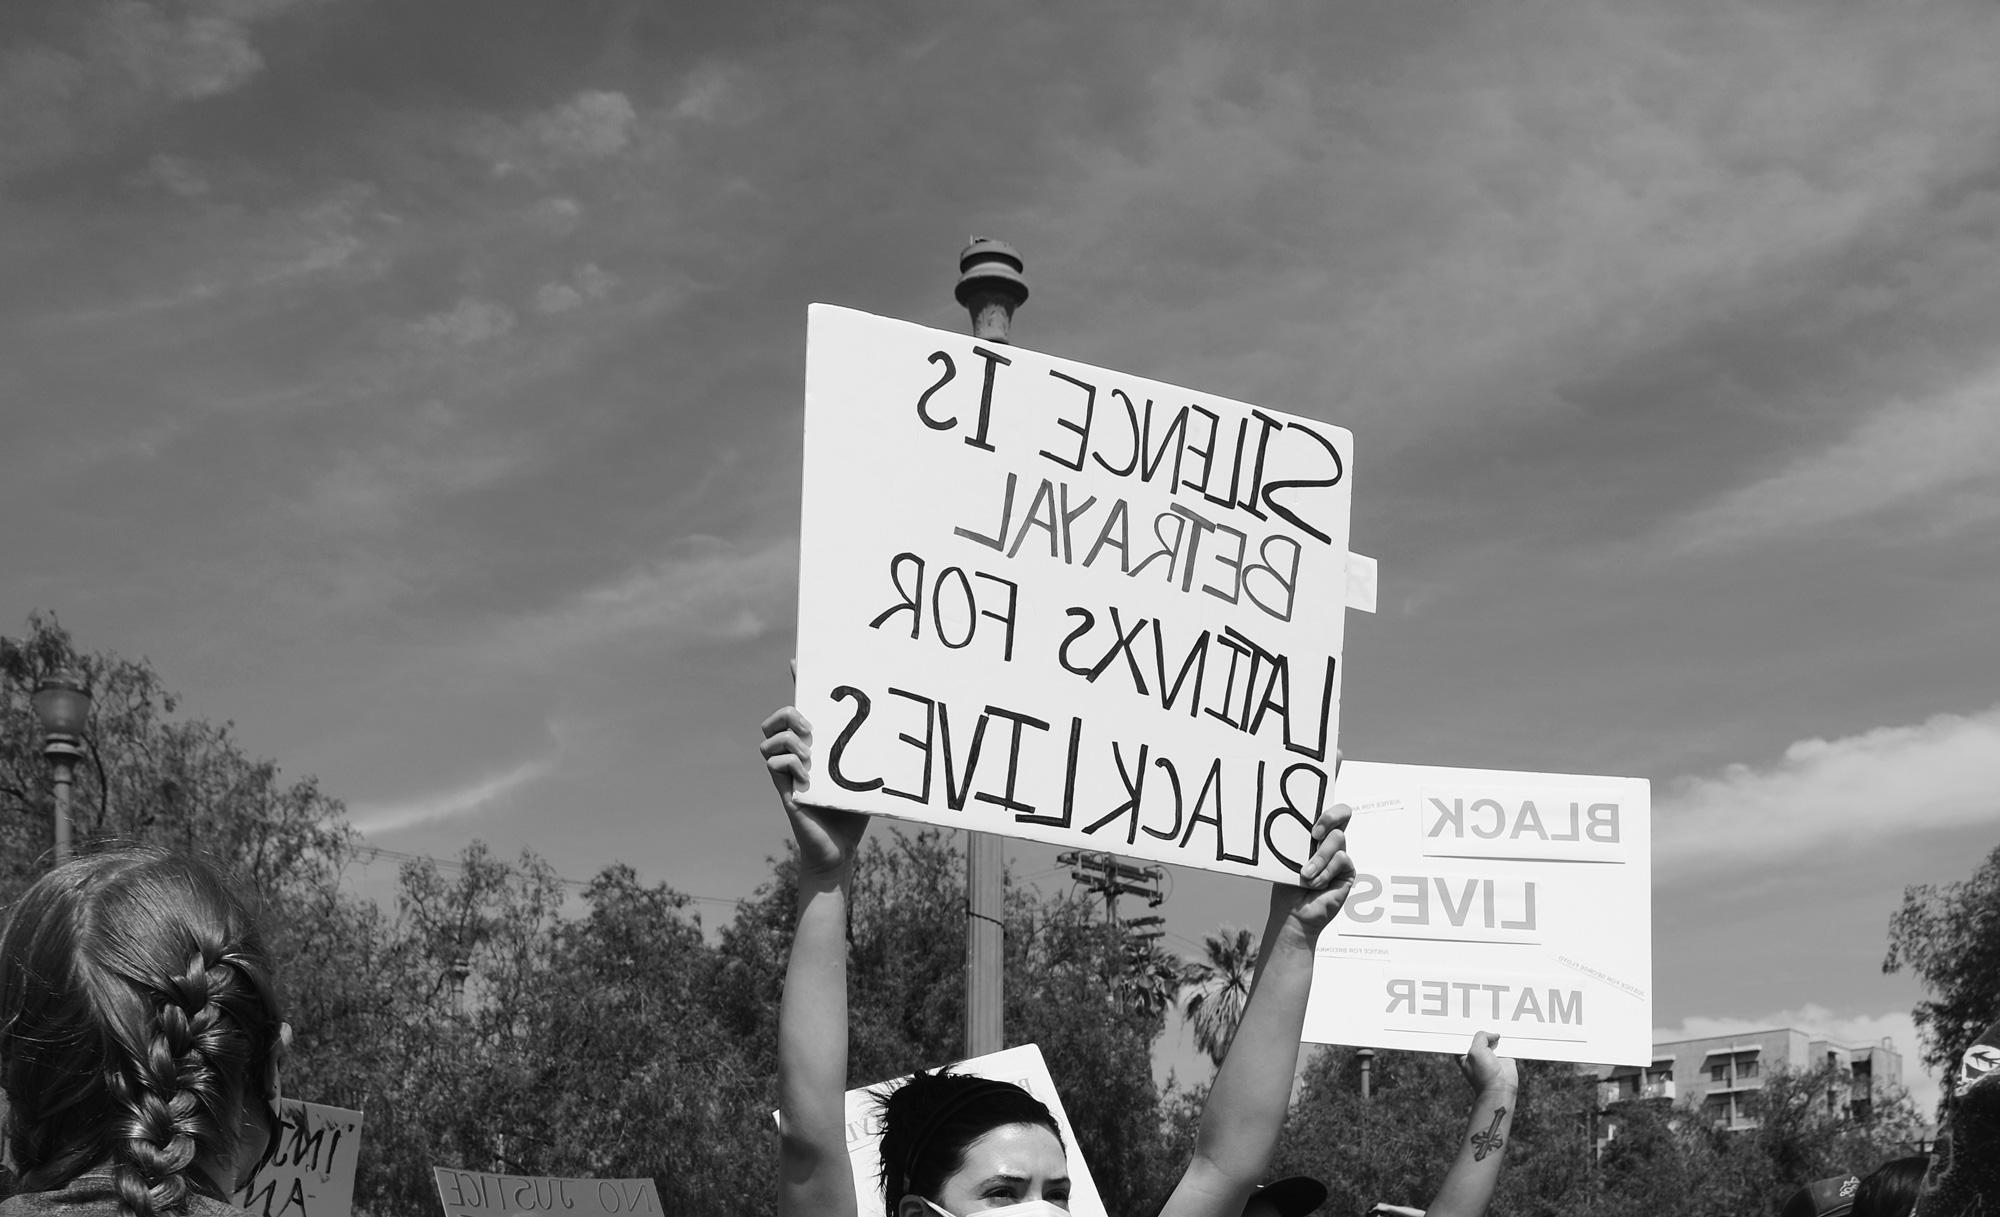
[{"xmin": 6, "ymin": 0, "xmax": 2000, "ymax": 1121}]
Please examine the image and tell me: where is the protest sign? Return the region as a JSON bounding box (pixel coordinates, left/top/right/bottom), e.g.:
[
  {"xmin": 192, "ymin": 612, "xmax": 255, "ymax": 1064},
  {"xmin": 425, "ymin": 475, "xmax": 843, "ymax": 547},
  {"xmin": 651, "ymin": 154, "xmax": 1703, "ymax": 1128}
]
[
  {"xmin": 793, "ymin": 1043, "xmax": 1108, "ymax": 1217},
  {"xmin": 432, "ymin": 1170, "xmax": 661, "ymax": 1217},
  {"xmin": 1309, "ymin": 760, "xmax": 1653, "ymax": 1065},
  {"xmin": 796, "ymin": 305, "xmax": 1355, "ymax": 882},
  {"xmin": 234, "ymin": 1101, "xmax": 363, "ymax": 1217}
]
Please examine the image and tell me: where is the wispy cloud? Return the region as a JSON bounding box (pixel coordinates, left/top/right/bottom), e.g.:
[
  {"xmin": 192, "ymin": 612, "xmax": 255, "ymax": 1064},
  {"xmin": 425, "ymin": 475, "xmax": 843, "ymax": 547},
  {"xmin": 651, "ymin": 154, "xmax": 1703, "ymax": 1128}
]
[
  {"xmin": 471, "ymin": 88, "xmax": 640, "ymax": 178},
  {"xmin": 409, "ymin": 296, "xmax": 518, "ymax": 347},
  {"xmin": 1656, "ymin": 704, "xmax": 2000, "ymax": 875},
  {"xmin": 349, "ymin": 755, "xmax": 557, "ymax": 837},
  {"xmin": 301, "ymin": 400, "xmax": 533, "ymax": 533},
  {"xmin": 0, "ymin": 0, "xmax": 327, "ymax": 179},
  {"xmin": 531, "ymin": 262, "xmax": 616, "ymax": 315},
  {"xmin": 486, "ymin": 535, "xmax": 797, "ymax": 660},
  {"xmin": 1664, "ymin": 364, "xmax": 2000, "ymax": 553},
  {"xmin": 1656, "ymin": 1005, "xmax": 1939, "ymax": 1118}
]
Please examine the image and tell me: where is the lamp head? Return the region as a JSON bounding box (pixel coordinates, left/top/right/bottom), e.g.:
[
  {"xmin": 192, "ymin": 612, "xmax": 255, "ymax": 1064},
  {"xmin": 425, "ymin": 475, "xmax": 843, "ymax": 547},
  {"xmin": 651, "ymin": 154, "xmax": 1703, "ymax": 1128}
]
[{"xmin": 31, "ymin": 669, "xmax": 91, "ymax": 754}]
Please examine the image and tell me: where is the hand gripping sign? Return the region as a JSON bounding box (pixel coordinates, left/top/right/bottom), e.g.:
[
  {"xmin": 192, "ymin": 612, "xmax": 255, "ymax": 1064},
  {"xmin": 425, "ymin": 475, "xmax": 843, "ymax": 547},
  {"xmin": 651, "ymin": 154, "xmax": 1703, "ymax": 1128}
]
[{"xmin": 795, "ymin": 305, "xmax": 1355, "ymax": 883}]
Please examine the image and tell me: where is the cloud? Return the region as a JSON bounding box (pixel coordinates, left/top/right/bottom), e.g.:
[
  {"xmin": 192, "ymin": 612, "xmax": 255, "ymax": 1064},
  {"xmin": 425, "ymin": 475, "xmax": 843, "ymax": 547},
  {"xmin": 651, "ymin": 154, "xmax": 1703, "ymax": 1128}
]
[
  {"xmin": 1664, "ymin": 363, "xmax": 2000, "ymax": 552},
  {"xmin": 479, "ymin": 89, "xmax": 638, "ymax": 176},
  {"xmin": 1656, "ymin": 1005, "xmax": 1940, "ymax": 1118},
  {"xmin": 142, "ymin": 153, "xmax": 212, "ymax": 198},
  {"xmin": 97, "ymin": 1, "xmax": 265, "ymax": 101},
  {"xmin": 1656, "ymin": 704, "xmax": 2000, "ymax": 875},
  {"xmin": 301, "ymin": 400, "xmax": 531, "ymax": 532},
  {"xmin": 530, "ymin": 89, "xmax": 635, "ymax": 158},
  {"xmin": 531, "ymin": 262, "xmax": 617, "ymax": 315},
  {"xmin": 526, "ymin": 196, "xmax": 584, "ymax": 235},
  {"xmin": 410, "ymin": 296, "xmax": 517, "ymax": 347},
  {"xmin": 348, "ymin": 755, "xmax": 556, "ymax": 836},
  {"xmin": 487, "ymin": 535, "xmax": 797, "ymax": 659},
  {"xmin": 0, "ymin": 0, "xmax": 322, "ymax": 179},
  {"xmin": 999, "ymin": 3, "xmax": 2000, "ymax": 448}
]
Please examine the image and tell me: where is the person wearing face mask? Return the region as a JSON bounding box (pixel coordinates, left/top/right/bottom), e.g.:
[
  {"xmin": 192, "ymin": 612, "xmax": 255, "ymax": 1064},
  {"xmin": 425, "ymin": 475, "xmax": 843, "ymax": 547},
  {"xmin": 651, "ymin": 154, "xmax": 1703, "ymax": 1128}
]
[
  {"xmin": 762, "ymin": 704, "xmax": 1358, "ymax": 1217},
  {"xmin": 0, "ymin": 848, "xmax": 287, "ymax": 1217},
  {"xmin": 875, "ymin": 1068, "xmax": 1076, "ymax": 1215}
]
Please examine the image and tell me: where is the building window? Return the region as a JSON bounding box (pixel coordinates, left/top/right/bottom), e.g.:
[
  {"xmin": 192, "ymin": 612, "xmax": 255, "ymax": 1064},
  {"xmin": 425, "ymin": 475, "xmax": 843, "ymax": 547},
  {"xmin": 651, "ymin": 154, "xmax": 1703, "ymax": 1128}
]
[
  {"xmin": 1737, "ymin": 1058, "xmax": 1759, "ymax": 1079},
  {"xmin": 1710, "ymin": 1063, "xmax": 1728, "ymax": 1082}
]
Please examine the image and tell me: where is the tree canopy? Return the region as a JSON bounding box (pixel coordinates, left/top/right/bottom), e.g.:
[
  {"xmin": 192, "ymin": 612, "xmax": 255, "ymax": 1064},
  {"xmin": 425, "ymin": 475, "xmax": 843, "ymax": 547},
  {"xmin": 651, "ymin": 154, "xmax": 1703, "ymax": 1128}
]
[
  {"xmin": 1885, "ymin": 842, "xmax": 2000, "ymax": 1120},
  {"xmin": 0, "ymin": 612, "xmax": 1941, "ymax": 1215}
]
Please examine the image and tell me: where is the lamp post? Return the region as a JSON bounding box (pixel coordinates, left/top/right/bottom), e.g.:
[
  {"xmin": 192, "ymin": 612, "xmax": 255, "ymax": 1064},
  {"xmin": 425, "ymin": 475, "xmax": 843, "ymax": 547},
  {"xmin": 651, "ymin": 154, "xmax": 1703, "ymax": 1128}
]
[
  {"xmin": 31, "ymin": 670, "xmax": 91, "ymax": 865},
  {"xmin": 956, "ymin": 237, "xmax": 1027, "ymax": 1059}
]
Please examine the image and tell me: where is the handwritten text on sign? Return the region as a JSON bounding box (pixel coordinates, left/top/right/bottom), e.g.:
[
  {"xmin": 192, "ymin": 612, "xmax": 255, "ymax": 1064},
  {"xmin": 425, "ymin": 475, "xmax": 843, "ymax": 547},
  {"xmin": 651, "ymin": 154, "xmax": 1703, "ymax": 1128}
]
[
  {"xmin": 1305, "ymin": 760, "xmax": 1653, "ymax": 1066},
  {"xmin": 233, "ymin": 1101, "xmax": 362, "ymax": 1217},
  {"xmin": 795, "ymin": 306, "xmax": 1354, "ymax": 881},
  {"xmin": 432, "ymin": 1171, "xmax": 661, "ymax": 1217}
]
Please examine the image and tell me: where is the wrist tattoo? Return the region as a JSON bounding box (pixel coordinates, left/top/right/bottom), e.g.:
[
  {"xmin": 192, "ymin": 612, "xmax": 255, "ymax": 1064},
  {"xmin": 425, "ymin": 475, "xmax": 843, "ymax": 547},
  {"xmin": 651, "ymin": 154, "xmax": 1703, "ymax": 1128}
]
[{"xmin": 1470, "ymin": 1107, "xmax": 1508, "ymax": 1161}]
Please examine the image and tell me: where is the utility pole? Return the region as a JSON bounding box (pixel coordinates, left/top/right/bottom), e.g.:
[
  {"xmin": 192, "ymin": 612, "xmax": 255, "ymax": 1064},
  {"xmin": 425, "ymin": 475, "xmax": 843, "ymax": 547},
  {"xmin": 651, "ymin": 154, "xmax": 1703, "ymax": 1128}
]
[
  {"xmin": 1059, "ymin": 851, "xmax": 1166, "ymax": 993},
  {"xmin": 956, "ymin": 238, "xmax": 1028, "ymax": 1059},
  {"xmin": 1060, "ymin": 852, "xmax": 1167, "ymax": 927}
]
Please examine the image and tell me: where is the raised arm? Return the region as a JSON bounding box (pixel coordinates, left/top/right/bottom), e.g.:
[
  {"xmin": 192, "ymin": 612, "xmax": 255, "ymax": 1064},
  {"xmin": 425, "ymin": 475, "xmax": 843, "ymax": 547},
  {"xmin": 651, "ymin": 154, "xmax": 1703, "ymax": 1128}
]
[
  {"xmin": 764, "ymin": 706, "xmax": 869, "ymax": 1217},
  {"xmin": 1423, "ymin": 1033, "xmax": 1519, "ymax": 1217},
  {"xmin": 1161, "ymin": 803, "xmax": 1356, "ymax": 1217}
]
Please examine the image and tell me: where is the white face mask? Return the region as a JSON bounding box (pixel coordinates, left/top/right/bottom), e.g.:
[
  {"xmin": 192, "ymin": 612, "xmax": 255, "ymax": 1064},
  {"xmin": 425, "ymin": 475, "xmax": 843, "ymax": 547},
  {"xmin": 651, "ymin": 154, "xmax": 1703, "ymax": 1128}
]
[{"xmin": 923, "ymin": 1201, "xmax": 1069, "ymax": 1217}]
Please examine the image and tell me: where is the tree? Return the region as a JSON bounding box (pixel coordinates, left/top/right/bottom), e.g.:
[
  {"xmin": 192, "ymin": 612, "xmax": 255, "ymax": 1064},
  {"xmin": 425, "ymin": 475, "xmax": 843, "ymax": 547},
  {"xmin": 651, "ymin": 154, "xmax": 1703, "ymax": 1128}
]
[
  {"xmin": 0, "ymin": 613, "xmax": 394, "ymax": 1208},
  {"xmin": 1884, "ymin": 842, "xmax": 2000, "ymax": 1120},
  {"xmin": 1180, "ymin": 927, "xmax": 1257, "ymax": 1068},
  {"xmin": 1, "ymin": 614, "xmax": 349, "ymax": 897}
]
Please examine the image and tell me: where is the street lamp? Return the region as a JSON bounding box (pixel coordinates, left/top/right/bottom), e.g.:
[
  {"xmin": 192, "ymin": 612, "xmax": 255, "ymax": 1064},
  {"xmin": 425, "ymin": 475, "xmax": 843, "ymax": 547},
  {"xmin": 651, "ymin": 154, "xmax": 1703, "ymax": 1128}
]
[
  {"xmin": 955, "ymin": 237, "xmax": 1028, "ymax": 343},
  {"xmin": 31, "ymin": 669, "xmax": 91, "ymax": 864},
  {"xmin": 955, "ymin": 236, "xmax": 1027, "ymax": 1058}
]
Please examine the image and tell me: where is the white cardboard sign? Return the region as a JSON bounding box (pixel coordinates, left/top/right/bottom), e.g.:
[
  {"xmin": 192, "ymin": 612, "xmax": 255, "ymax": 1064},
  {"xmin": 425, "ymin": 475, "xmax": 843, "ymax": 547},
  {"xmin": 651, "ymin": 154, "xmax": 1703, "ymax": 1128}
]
[
  {"xmin": 431, "ymin": 1170, "xmax": 661, "ymax": 1217},
  {"xmin": 1309, "ymin": 760, "xmax": 1653, "ymax": 1065},
  {"xmin": 826, "ymin": 1044, "xmax": 1108, "ymax": 1217},
  {"xmin": 796, "ymin": 305, "xmax": 1354, "ymax": 882},
  {"xmin": 234, "ymin": 1100, "xmax": 363, "ymax": 1217}
]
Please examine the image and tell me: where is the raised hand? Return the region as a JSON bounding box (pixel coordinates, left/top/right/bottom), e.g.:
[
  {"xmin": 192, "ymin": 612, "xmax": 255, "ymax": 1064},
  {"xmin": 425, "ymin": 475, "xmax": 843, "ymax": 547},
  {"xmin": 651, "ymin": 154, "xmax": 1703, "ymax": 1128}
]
[
  {"xmin": 760, "ymin": 705, "xmax": 867, "ymax": 878},
  {"xmin": 1273, "ymin": 800, "xmax": 1357, "ymax": 938},
  {"xmin": 1459, "ymin": 1031, "xmax": 1519, "ymax": 1097}
]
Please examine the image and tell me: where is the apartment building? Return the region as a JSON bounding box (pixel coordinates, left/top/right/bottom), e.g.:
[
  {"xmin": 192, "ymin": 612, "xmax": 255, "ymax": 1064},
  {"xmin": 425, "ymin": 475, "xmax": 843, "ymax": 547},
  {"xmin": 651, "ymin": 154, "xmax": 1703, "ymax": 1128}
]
[{"xmin": 1595, "ymin": 1027, "xmax": 1902, "ymax": 1133}]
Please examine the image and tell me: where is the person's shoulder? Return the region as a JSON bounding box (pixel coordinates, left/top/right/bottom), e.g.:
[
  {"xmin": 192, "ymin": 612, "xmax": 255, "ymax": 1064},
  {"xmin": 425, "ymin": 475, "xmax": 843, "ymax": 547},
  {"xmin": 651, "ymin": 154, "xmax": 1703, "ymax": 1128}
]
[{"xmin": 0, "ymin": 1185, "xmax": 113, "ymax": 1217}]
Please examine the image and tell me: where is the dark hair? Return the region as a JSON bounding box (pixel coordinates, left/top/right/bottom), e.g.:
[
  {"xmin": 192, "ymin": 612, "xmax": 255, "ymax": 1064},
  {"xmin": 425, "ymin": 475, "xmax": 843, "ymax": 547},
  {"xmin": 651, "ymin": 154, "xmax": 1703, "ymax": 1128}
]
[
  {"xmin": 873, "ymin": 1069, "xmax": 1064, "ymax": 1215},
  {"xmin": 1853, "ymin": 1156, "xmax": 1928, "ymax": 1217},
  {"xmin": 0, "ymin": 848, "xmax": 285, "ymax": 1217}
]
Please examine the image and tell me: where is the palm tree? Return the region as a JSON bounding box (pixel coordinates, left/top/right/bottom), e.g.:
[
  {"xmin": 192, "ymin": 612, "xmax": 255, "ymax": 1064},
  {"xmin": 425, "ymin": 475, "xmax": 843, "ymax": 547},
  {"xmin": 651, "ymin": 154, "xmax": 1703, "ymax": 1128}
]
[{"xmin": 1180, "ymin": 927, "xmax": 1259, "ymax": 1068}]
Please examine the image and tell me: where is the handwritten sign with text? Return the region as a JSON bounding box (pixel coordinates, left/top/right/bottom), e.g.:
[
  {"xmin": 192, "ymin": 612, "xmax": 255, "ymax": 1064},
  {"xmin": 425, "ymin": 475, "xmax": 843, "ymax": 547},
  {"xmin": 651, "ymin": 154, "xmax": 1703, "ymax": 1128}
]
[
  {"xmin": 431, "ymin": 1171, "xmax": 661, "ymax": 1217},
  {"xmin": 234, "ymin": 1101, "xmax": 362, "ymax": 1217},
  {"xmin": 796, "ymin": 305, "xmax": 1355, "ymax": 881},
  {"xmin": 1308, "ymin": 760, "xmax": 1653, "ymax": 1065}
]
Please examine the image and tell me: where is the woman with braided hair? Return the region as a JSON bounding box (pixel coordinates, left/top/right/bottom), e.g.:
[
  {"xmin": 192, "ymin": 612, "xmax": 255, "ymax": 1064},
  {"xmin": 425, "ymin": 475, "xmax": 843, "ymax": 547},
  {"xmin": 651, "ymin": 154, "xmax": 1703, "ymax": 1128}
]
[
  {"xmin": 0, "ymin": 847, "xmax": 287, "ymax": 1217},
  {"xmin": 762, "ymin": 705, "xmax": 1357, "ymax": 1217}
]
